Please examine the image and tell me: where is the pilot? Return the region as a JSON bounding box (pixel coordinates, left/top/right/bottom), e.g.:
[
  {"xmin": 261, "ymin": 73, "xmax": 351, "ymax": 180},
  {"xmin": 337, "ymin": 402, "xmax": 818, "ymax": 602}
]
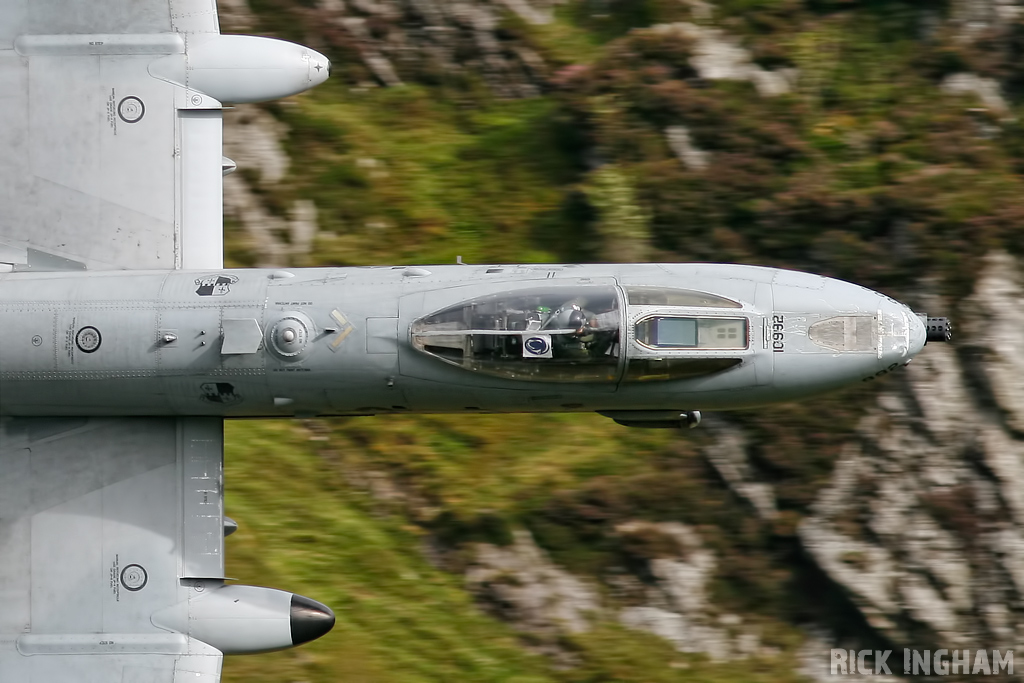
[{"xmin": 545, "ymin": 299, "xmax": 619, "ymax": 359}]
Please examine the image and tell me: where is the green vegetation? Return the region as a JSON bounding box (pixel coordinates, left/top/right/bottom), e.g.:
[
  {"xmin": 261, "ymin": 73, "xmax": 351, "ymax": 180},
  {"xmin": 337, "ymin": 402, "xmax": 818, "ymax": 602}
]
[
  {"xmin": 222, "ymin": 0, "xmax": 1024, "ymax": 680},
  {"xmin": 222, "ymin": 417, "xmax": 811, "ymax": 682},
  {"xmin": 226, "ymin": 83, "xmax": 580, "ymax": 266},
  {"xmin": 223, "ymin": 420, "xmax": 558, "ymax": 683}
]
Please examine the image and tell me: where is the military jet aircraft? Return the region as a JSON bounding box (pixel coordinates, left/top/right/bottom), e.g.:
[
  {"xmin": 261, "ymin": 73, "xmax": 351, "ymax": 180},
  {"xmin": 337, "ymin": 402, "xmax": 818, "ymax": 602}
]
[
  {"xmin": 0, "ymin": 0, "xmax": 949, "ymax": 681},
  {"xmin": 0, "ymin": 263, "xmax": 950, "ymax": 426}
]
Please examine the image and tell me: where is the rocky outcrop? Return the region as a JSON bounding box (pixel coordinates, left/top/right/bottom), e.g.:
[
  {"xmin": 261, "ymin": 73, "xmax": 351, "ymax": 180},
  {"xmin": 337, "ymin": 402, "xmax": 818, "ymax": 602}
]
[
  {"xmin": 632, "ymin": 253, "xmax": 1024, "ymax": 661},
  {"xmin": 463, "ymin": 522, "xmax": 766, "ymax": 662},
  {"xmin": 664, "ymin": 125, "xmax": 710, "ymax": 171},
  {"xmin": 466, "ymin": 529, "xmax": 598, "ymax": 635},
  {"xmin": 797, "ymin": 252, "xmax": 1024, "ymax": 653},
  {"xmin": 313, "ymin": 0, "xmax": 558, "ymax": 97},
  {"xmin": 652, "ymin": 22, "xmax": 797, "ymax": 97},
  {"xmin": 223, "ymin": 106, "xmax": 320, "ymax": 267},
  {"xmin": 701, "ymin": 421, "xmax": 777, "ymax": 521},
  {"xmin": 616, "ymin": 521, "xmax": 761, "ymax": 662},
  {"xmin": 454, "ymin": 256, "xmax": 1024, "ymax": 664},
  {"xmin": 951, "ymin": 0, "xmax": 1023, "ymax": 40},
  {"xmin": 220, "ymin": 0, "xmax": 561, "ymax": 266},
  {"xmin": 941, "ymin": 73, "xmax": 1010, "ymax": 118}
]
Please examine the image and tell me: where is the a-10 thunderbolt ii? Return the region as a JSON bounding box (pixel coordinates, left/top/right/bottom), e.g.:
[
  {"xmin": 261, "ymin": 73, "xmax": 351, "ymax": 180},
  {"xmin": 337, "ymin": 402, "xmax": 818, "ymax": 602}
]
[{"xmin": 0, "ymin": 0, "xmax": 950, "ymax": 681}]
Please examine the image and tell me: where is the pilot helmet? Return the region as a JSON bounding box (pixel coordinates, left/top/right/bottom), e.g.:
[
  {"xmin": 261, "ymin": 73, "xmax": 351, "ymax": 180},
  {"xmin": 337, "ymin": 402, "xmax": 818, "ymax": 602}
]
[{"xmin": 547, "ymin": 303, "xmax": 590, "ymax": 333}]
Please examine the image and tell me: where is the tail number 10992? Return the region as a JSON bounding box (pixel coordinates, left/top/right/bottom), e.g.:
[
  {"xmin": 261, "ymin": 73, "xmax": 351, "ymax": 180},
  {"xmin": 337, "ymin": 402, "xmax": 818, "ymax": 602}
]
[{"xmin": 772, "ymin": 315, "xmax": 785, "ymax": 353}]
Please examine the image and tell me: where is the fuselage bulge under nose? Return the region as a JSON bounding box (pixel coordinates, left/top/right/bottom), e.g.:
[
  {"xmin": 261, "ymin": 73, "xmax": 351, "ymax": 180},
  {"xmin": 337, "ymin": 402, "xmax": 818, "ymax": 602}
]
[{"xmin": 0, "ymin": 264, "xmax": 941, "ymax": 417}]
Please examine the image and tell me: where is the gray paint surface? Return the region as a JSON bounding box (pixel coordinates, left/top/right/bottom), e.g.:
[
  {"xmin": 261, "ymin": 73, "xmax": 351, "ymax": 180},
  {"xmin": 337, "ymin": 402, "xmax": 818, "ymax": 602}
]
[
  {"xmin": 0, "ymin": 417, "xmax": 225, "ymax": 682},
  {"xmin": 0, "ymin": 264, "xmax": 925, "ymax": 417},
  {"xmin": 3, "ymin": 1, "xmax": 244, "ymax": 680}
]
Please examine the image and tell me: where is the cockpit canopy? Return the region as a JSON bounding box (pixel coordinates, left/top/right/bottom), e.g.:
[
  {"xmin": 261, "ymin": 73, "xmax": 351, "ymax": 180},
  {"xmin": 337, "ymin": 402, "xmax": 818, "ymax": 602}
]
[
  {"xmin": 411, "ymin": 286, "xmax": 621, "ymax": 383},
  {"xmin": 410, "ymin": 285, "xmax": 748, "ymax": 384}
]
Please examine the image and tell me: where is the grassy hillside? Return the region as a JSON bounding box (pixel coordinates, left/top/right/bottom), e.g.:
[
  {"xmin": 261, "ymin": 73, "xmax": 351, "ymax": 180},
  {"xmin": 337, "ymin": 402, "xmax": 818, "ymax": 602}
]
[
  {"xmin": 222, "ymin": 420, "xmax": 557, "ymax": 683},
  {"xmin": 222, "ymin": 418, "xmax": 808, "ymax": 683}
]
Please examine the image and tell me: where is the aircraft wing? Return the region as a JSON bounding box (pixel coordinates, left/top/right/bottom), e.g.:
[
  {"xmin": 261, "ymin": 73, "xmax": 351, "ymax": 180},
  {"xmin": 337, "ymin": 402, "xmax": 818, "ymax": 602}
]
[
  {"xmin": 0, "ymin": 2, "xmax": 336, "ymax": 679},
  {"xmin": 1, "ymin": 1, "xmax": 229, "ymax": 680},
  {"xmin": 0, "ymin": 0, "xmax": 223, "ymax": 271},
  {"xmin": 0, "ymin": 417, "xmax": 227, "ymax": 682}
]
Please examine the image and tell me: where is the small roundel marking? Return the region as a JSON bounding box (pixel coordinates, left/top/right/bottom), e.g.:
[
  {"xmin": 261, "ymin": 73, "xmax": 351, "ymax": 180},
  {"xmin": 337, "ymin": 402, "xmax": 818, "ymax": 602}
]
[
  {"xmin": 117, "ymin": 96, "xmax": 145, "ymax": 124},
  {"xmin": 120, "ymin": 564, "xmax": 148, "ymax": 592},
  {"xmin": 76, "ymin": 326, "xmax": 102, "ymax": 353}
]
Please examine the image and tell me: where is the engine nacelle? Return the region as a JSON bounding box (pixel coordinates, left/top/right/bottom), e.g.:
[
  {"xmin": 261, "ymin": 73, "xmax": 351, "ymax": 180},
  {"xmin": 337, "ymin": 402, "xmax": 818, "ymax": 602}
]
[
  {"xmin": 150, "ymin": 35, "xmax": 331, "ymax": 104},
  {"xmin": 151, "ymin": 582, "xmax": 335, "ymax": 654}
]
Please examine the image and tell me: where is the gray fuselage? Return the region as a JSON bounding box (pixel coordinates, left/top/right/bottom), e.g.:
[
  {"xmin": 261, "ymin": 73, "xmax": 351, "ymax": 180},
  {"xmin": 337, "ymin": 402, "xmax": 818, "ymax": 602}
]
[{"xmin": 0, "ymin": 263, "xmax": 926, "ymax": 417}]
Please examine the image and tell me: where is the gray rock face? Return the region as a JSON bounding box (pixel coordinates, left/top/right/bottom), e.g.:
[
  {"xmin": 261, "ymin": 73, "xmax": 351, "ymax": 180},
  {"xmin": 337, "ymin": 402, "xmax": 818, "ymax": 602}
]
[
  {"xmin": 466, "ymin": 529, "xmax": 599, "ymax": 635},
  {"xmin": 652, "ymin": 22, "xmax": 797, "ymax": 96},
  {"xmin": 702, "ymin": 421, "xmax": 777, "ymax": 520},
  {"xmin": 315, "ymin": 0, "xmax": 558, "ymax": 97},
  {"xmin": 608, "ymin": 253, "xmax": 1024, "ymax": 661},
  {"xmin": 616, "ymin": 521, "xmax": 756, "ymax": 662},
  {"xmin": 941, "ymin": 73, "xmax": 1009, "ymax": 117},
  {"xmin": 798, "ymin": 252, "xmax": 1024, "ymax": 652},
  {"xmin": 223, "ymin": 106, "xmax": 318, "ymax": 267},
  {"xmin": 664, "ymin": 125, "xmax": 710, "ymax": 171},
  {"xmin": 952, "ymin": 0, "xmax": 1023, "ymax": 40},
  {"xmin": 447, "ymin": 257, "xmax": 1024, "ymax": 665},
  {"xmin": 464, "ymin": 523, "xmax": 764, "ymax": 661}
]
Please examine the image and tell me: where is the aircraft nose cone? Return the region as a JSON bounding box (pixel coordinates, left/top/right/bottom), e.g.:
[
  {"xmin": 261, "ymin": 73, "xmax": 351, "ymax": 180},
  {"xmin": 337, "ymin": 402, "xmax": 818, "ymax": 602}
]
[
  {"xmin": 290, "ymin": 594, "xmax": 335, "ymax": 646},
  {"xmin": 878, "ymin": 298, "xmax": 922, "ymax": 366},
  {"xmin": 307, "ymin": 50, "xmax": 331, "ymax": 88}
]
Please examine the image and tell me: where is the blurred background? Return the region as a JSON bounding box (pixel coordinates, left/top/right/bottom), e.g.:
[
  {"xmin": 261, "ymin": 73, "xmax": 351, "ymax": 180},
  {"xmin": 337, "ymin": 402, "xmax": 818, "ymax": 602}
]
[{"xmin": 218, "ymin": 0, "xmax": 1022, "ymax": 680}]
